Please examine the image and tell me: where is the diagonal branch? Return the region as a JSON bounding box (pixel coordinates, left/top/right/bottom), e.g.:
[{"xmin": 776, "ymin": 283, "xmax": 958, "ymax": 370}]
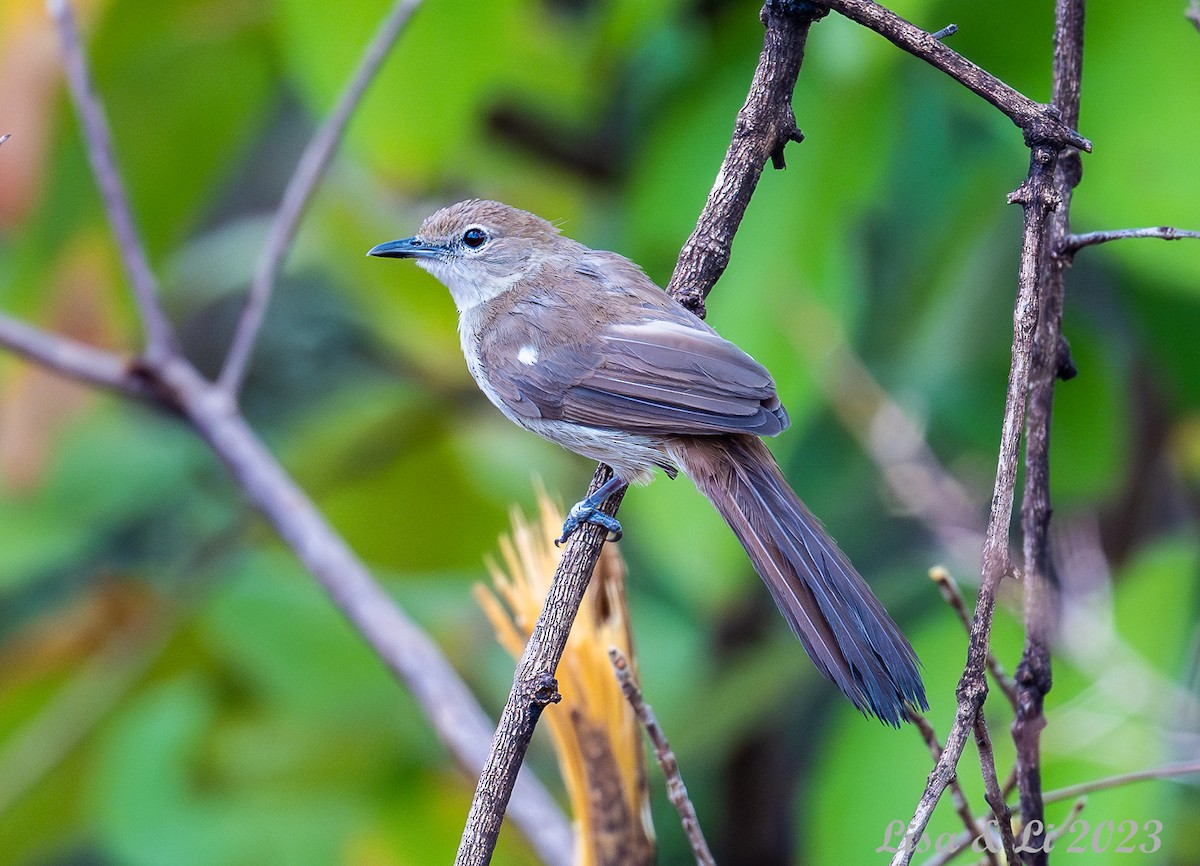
[
  {"xmin": 0, "ymin": 3, "xmax": 575, "ymax": 861},
  {"xmin": 1011, "ymin": 3, "xmax": 1085, "ymax": 863},
  {"xmin": 455, "ymin": 2, "xmax": 827, "ymax": 863},
  {"xmin": 815, "ymin": 0, "xmax": 1091, "ymax": 151},
  {"xmin": 154, "ymin": 358, "xmax": 574, "ymax": 863},
  {"xmin": 47, "ymin": 0, "xmax": 176, "ymax": 361},
  {"xmin": 456, "ymin": 471, "xmax": 625, "ymax": 866},
  {"xmin": 891, "ymin": 141, "xmax": 1060, "ymax": 866},
  {"xmin": 665, "ymin": 0, "xmax": 825, "ymax": 311},
  {"xmin": 907, "ymin": 710, "xmax": 999, "ymax": 866},
  {"xmin": 611, "ymin": 649, "xmax": 715, "ymax": 866},
  {"xmin": 219, "ymin": 0, "xmax": 425, "ymax": 395}
]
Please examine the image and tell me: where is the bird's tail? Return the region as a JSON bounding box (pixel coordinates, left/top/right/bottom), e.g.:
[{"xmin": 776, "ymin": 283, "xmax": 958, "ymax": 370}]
[{"xmin": 670, "ymin": 434, "xmax": 926, "ymax": 726}]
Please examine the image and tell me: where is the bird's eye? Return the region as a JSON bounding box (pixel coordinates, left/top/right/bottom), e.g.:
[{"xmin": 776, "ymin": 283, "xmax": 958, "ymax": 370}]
[{"xmin": 462, "ymin": 227, "xmax": 488, "ymax": 249}]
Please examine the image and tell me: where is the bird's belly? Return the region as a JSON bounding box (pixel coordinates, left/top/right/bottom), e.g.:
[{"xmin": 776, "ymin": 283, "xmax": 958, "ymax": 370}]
[{"xmin": 515, "ymin": 416, "xmax": 667, "ymax": 485}]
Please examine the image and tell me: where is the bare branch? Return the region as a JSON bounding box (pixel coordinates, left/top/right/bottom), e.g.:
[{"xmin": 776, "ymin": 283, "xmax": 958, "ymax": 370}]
[
  {"xmin": 1188, "ymin": 1, "xmax": 1200, "ymax": 33},
  {"xmin": 219, "ymin": 0, "xmax": 425, "ymax": 395},
  {"xmin": 972, "ymin": 714, "xmax": 1017, "ymax": 864},
  {"xmin": 665, "ymin": 0, "xmax": 825, "ymax": 309},
  {"xmin": 929, "ymin": 569, "xmax": 1018, "ymax": 709},
  {"xmin": 611, "ymin": 649, "xmax": 715, "ymax": 866},
  {"xmin": 456, "ymin": 470, "xmax": 624, "ymax": 866},
  {"xmin": 0, "ymin": 313, "xmax": 159, "ymax": 401},
  {"xmin": 47, "ymin": 0, "xmax": 176, "ymax": 360},
  {"xmin": 907, "ymin": 710, "xmax": 998, "ymax": 866},
  {"xmin": 1041, "ymin": 759, "xmax": 1200, "ymax": 804},
  {"xmin": 1011, "ymin": 5, "xmax": 1084, "ymax": 861},
  {"xmin": 891, "ymin": 140, "xmax": 1060, "ymax": 866},
  {"xmin": 0, "ymin": 318, "xmax": 574, "ymax": 862},
  {"xmin": 1061, "ymin": 225, "xmax": 1200, "ymax": 254},
  {"xmin": 149, "ymin": 357, "xmax": 574, "ymax": 862},
  {"xmin": 815, "ymin": 0, "xmax": 1091, "ymax": 151},
  {"xmin": 456, "ymin": 4, "xmax": 826, "ymax": 860}
]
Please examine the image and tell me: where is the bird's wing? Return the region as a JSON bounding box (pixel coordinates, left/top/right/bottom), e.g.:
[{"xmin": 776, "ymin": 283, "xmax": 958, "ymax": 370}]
[
  {"xmin": 481, "ymin": 261, "xmax": 789, "ymax": 437},
  {"xmin": 563, "ymin": 316, "xmax": 788, "ymax": 435}
]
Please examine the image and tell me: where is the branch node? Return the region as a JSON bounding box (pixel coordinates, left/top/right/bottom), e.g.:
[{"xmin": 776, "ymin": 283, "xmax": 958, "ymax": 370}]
[
  {"xmin": 1007, "ymin": 181, "xmax": 1032, "ymax": 206},
  {"xmin": 674, "ymin": 287, "xmax": 708, "ymax": 319},
  {"xmin": 762, "ymin": 0, "xmax": 829, "ymax": 25},
  {"xmin": 1055, "ymin": 335, "xmax": 1077, "ymax": 381},
  {"xmin": 531, "ymin": 674, "xmax": 562, "ymax": 708}
]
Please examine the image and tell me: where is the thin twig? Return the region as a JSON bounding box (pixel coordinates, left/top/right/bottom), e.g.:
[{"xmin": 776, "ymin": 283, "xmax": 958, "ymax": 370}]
[
  {"xmin": 891, "ymin": 140, "xmax": 1060, "ymax": 866},
  {"xmin": 1043, "ymin": 798, "xmax": 1085, "ymax": 840},
  {"xmin": 972, "ymin": 714, "xmax": 1018, "ymax": 864},
  {"xmin": 1060, "ymin": 225, "xmax": 1200, "ymax": 254},
  {"xmin": 815, "ymin": 0, "xmax": 1090, "ymax": 151},
  {"xmin": 929, "ymin": 568, "xmax": 1018, "ymax": 709},
  {"xmin": 930, "ymin": 24, "xmax": 957, "ymax": 41},
  {"xmin": 1187, "ymin": 1, "xmax": 1200, "ymax": 33},
  {"xmin": 1042, "ymin": 759, "xmax": 1200, "ymax": 804},
  {"xmin": 611, "ymin": 649, "xmax": 716, "ymax": 866},
  {"xmin": 456, "ymin": 3, "xmax": 825, "ymax": 862},
  {"xmin": 0, "ymin": 133, "xmax": 11, "ymax": 146},
  {"xmin": 907, "ymin": 710, "xmax": 998, "ymax": 866},
  {"xmin": 47, "ymin": 0, "xmax": 176, "ymax": 360},
  {"xmin": 219, "ymin": 0, "xmax": 425, "ymax": 395}
]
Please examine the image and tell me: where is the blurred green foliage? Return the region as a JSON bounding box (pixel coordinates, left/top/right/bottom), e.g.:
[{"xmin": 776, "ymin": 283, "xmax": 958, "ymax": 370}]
[{"xmin": 1, "ymin": 0, "xmax": 1198, "ymax": 863}]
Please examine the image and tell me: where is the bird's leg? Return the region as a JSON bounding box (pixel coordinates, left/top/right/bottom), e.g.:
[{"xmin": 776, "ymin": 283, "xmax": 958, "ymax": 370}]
[{"xmin": 556, "ymin": 476, "xmax": 628, "ymax": 545}]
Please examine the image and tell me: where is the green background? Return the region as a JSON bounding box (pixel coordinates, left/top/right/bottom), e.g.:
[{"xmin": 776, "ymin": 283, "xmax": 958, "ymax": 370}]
[{"xmin": 1, "ymin": 0, "xmax": 1198, "ymax": 863}]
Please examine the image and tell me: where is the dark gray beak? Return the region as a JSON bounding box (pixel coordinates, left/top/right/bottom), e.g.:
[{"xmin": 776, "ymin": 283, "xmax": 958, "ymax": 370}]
[{"xmin": 366, "ymin": 236, "xmax": 447, "ymax": 259}]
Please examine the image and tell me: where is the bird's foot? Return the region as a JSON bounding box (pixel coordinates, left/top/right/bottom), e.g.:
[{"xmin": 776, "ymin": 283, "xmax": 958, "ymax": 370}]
[{"xmin": 555, "ymin": 501, "xmax": 623, "ymax": 546}]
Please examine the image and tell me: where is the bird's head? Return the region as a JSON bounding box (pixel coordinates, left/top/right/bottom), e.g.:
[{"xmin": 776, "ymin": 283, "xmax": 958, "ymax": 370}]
[{"xmin": 368, "ymin": 199, "xmax": 570, "ymax": 311}]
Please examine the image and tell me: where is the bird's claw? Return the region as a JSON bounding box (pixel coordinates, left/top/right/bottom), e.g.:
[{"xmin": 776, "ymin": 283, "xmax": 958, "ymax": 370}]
[{"xmin": 555, "ymin": 502, "xmax": 623, "ymax": 546}]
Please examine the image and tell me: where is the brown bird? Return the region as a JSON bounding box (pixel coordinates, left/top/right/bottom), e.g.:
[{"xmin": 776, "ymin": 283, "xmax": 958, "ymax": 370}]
[{"xmin": 369, "ymin": 200, "xmax": 926, "ymax": 725}]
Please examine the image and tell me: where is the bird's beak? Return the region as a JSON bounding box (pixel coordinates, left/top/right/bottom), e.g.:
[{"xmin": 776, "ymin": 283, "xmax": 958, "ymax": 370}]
[{"xmin": 366, "ymin": 237, "xmax": 447, "ymax": 259}]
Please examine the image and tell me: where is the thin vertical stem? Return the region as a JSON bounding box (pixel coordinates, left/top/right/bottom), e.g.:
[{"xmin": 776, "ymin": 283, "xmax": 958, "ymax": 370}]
[
  {"xmin": 1012, "ymin": 3, "xmax": 1085, "ymax": 862},
  {"xmin": 219, "ymin": 0, "xmax": 425, "ymax": 394},
  {"xmin": 48, "ymin": 0, "xmax": 177, "ymax": 360}
]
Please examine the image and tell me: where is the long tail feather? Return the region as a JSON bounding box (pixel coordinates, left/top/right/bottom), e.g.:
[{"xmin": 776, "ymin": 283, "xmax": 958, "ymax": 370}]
[{"xmin": 671, "ymin": 435, "xmax": 927, "ymax": 726}]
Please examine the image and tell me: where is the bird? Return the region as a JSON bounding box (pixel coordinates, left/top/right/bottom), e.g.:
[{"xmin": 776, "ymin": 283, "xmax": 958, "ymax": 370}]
[{"xmin": 369, "ymin": 199, "xmax": 926, "ymax": 726}]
